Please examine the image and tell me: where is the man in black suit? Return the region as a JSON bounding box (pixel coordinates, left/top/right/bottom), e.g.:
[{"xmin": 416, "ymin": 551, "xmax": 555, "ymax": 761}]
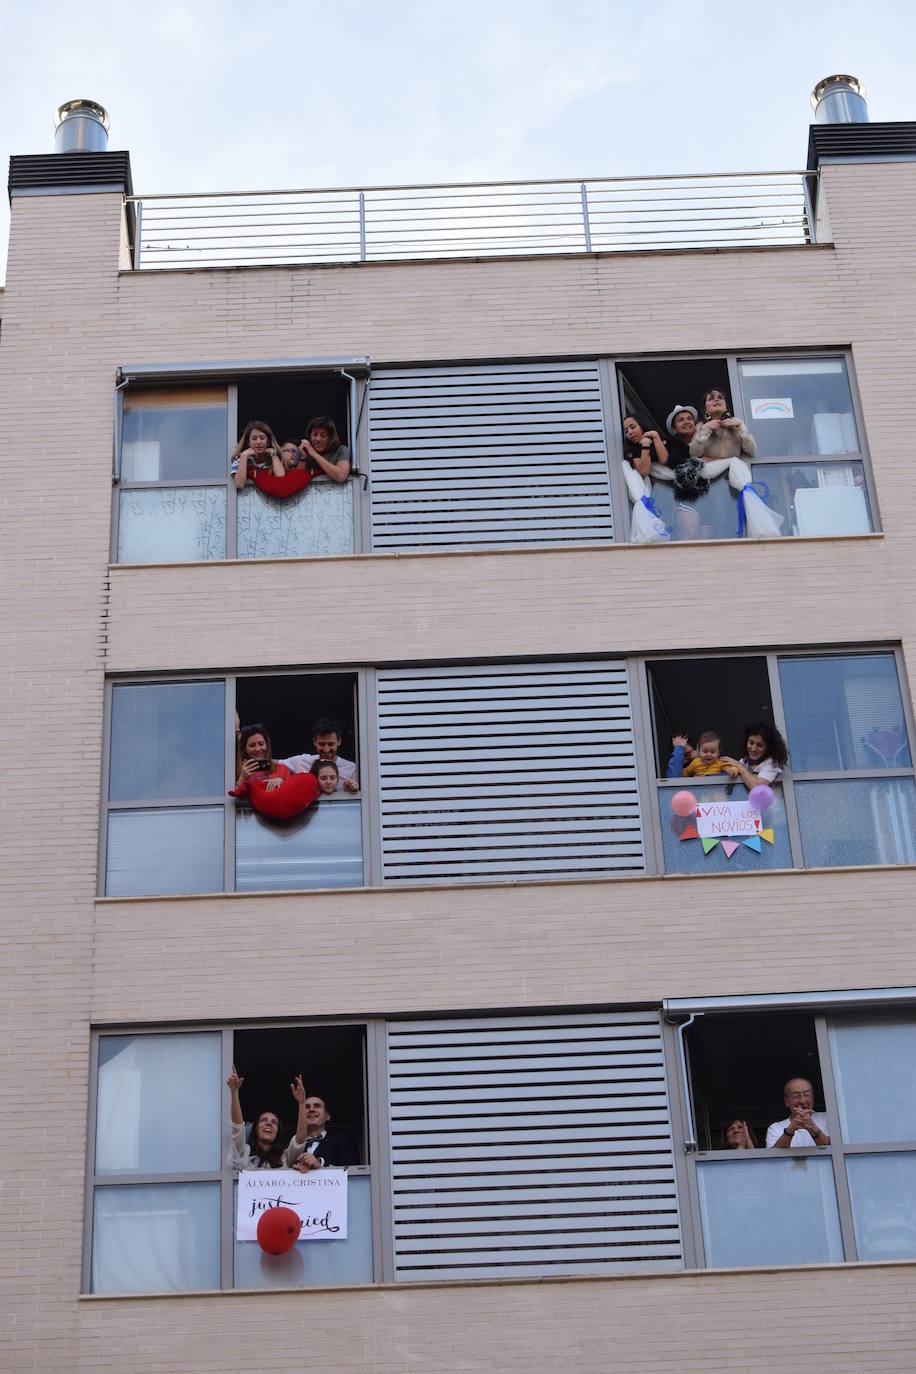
[{"xmin": 288, "ymin": 1074, "xmax": 359, "ymax": 1170}]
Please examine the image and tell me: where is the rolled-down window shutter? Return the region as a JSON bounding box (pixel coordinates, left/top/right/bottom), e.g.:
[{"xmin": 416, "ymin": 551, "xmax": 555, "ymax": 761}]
[
  {"xmin": 376, "ymin": 661, "xmax": 645, "ymax": 884},
  {"xmin": 368, "ymin": 361, "xmax": 614, "ymax": 550},
  {"xmin": 387, "ymin": 1011, "xmax": 683, "ymax": 1281}
]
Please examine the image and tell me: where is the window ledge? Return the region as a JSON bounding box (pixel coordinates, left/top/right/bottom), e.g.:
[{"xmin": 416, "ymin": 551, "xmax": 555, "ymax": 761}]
[
  {"xmin": 77, "ymin": 1252, "xmax": 916, "ymax": 1302},
  {"xmin": 106, "ymin": 529, "xmax": 885, "ymax": 574},
  {"xmin": 94, "ymin": 860, "xmax": 916, "ymax": 905}
]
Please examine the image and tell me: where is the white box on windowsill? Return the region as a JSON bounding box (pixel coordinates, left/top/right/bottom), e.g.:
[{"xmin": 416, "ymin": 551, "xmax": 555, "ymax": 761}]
[
  {"xmin": 810, "ymin": 412, "xmax": 857, "ymax": 454},
  {"xmin": 794, "ymin": 485, "xmax": 870, "ymax": 535}
]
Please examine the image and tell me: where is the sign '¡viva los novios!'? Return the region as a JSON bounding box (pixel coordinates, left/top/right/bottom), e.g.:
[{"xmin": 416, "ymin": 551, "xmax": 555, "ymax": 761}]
[{"xmin": 695, "ymin": 801, "xmax": 762, "ymax": 838}]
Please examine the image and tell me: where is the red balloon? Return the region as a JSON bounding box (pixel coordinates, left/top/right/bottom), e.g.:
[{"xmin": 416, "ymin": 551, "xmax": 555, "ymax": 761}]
[
  {"xmin": 671, "ymin": 790, "xmax": 698, "ymax": 818},
  {"xmin": 257, "ymin": 1206, "xmax": 302, "ymax": 1255}
]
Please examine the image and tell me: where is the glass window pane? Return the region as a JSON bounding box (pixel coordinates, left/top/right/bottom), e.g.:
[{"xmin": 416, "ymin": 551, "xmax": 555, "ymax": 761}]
[
  {"xmin": 795, "ymin": 778, "xmax": 916, "ymax": 867},
  {"xmin": 92, "ymin": 1183, "xmax": 220, "ymax": 1293},
  {"xmin": 110, "ymin": 682, "xmax": 225, "ymax": 802},
  {"xmin": 235, "ymin": 798, "xmax": 363, "ymax": 891},
  {"xmin": 697, "ymin": 1157, "xmax": 843, "ymax": 1267},
  {"xmin": 233, "ymin": 1173, "xmax": 372, "ymax": 1289},
  {"xmin": 237, "ymin": 482, "xmax": 354, "ymax": 560},
  {"xmin": 649, "ymin": 478, "xmax": 738, "ymax": 543},
  {"xmin": 96, "ymin": 1032, "xmax": 221, "ymax": 1174},
  {"xmin": 122, "ymin": 389, "xmax": 228, "ymax": 482},
  {"xmin": 739, "ymin": 358, "xmax": 859, "ymax": 457},
  {"xmin": 106, "ymin": 807, "xmax": 225, "ymax": 896},
  {"xmin": 846, "ymin": 1154, "xmax": 916, "ymax": 1261},
  {"xmin": 658, "ymin": 782, "xmax": 791, "ymax": 874},
  {"xmin": 828, "ymin": 1018, "xmax": 916, "ymax": 1142},
  {"xmin": 779, "ymin": 654, "xmax": 911, "ymax": 772},
  {"xmin": 753, "ymin": 462, "xmax": 872, "ymax": 537},
  {"xmin": 118, "ymin": 487, "xmax": 227, "ymax": 563}
]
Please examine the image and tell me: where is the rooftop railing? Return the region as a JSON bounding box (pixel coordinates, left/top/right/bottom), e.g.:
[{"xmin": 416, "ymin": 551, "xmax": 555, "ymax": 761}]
[{"xmin": 127, "ymin": 169, "xmax": 818, "ymax": 270}]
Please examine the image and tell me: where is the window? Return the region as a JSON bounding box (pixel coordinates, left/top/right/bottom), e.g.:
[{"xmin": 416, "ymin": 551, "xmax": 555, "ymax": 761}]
[
  {"xmin": 87, "ymin": 1023, "xmax": 374, "ymax": 1294},
  {"xmin": 780, "ymin": 654, "xmax": 916, "ymax": 866},
  {"xmin": 615, "ymin": 351, "xmax": 876, "ymax": 542},
  {"xmin": 738, "ymin": 357, "xmax": 874, "ymax": 536},
  {"xmin": 102, "ymin": 671, "xmax": 364, "ymax": 897},
  {"xmin": 117, "ymin": 388, "xmax": 229, "ymax": 563},
  {"xmin": 647, "ymin": 648, "xmax": 915, "ymax": 874},
  {"xmin": 87, "ymin": 1010, "xmax": 682, "ymax": 1293},
  {"xmin": 673, "ymin": 1004, "xmax": 916, "ymax": 1268},
  {"xmin": 114, "ymin": 367, "xmax": 361, "ymax": 564}
]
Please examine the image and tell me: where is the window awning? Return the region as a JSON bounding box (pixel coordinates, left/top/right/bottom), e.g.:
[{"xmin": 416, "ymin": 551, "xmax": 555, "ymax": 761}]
[
  {"xmin": 116, "ymin": 357, "xmax": 370, "ymax": 384},
  {"xmin": 664, "ymin": 987, "xmax": 916, "ymax": 1018}
]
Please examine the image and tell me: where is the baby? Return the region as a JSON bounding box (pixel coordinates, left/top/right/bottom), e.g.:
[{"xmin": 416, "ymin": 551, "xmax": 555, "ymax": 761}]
[
  {"xmin": 682, "ymin": 731, "xmax": 739, "ymax": 778},
  {"xmin": 310, "ymin": 757, "xmax": 340, "ymax": 795}
]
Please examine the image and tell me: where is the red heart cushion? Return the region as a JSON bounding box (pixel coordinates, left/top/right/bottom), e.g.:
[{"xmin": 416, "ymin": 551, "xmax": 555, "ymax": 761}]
[
  {"xmin": 248, "ymin": 772, "xmax": 320, "ymax": 820},
  {"xmin": 254, "ymin": 469, "xmax": 314, "ymax": 500}
]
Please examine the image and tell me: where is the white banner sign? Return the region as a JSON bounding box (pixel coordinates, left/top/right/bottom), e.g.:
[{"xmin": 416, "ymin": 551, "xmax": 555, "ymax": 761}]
[
  {"xmin": 237, "ymin": 1169, "xmax": 348, "ymax": 1241},
  {"xmin": 695, "ymin": 801, "xmax": 762, "ymax": 838}
]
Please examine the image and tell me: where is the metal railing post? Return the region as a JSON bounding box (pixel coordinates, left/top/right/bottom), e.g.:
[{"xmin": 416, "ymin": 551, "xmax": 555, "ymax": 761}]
[
  {"xmin": 802, "ymin": 172, "xmax": 816, "ymax": 245},
  {"xmin": 580, "ymin": 182, "xmax": 592, "ymax": 253},
  {"xmin": 359, "ymin": 192, "xmax": 367, "ymax": 261},
  {"xmin": 133, "ymin": 199, "xmax": 142, "ymax": 270}
]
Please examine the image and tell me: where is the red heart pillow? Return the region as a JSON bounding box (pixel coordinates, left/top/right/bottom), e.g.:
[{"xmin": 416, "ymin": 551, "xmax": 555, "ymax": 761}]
[
  {"xmin": 254, "ymin": 469, "xmax": 314, "ymax": 500},
  {"xmin": 247, "ymin": 772, "xmax": 319, "ymax": 820}
]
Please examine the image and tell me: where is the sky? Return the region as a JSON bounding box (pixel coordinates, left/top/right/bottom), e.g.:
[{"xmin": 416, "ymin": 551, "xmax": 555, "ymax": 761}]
[{"xmin": 1, "ymin": 0, "xmax": 916, "ymax": 281}]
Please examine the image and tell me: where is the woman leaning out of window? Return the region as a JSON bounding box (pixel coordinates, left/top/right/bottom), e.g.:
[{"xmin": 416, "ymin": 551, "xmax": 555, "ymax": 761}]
[
  {"xmin": 298, "ymin": 416, "xmax": 351, "ymax": 483},
  {"xmin": 233, "ymin": 724, "xmax": 290, "ymax": 795},
  {"xmin": 226, "ymin": 1064, "xmax": 295, "ymax": 1169},
  {"xmin": 721, "ymin": 721, "xmax": 789, "ymax": 791},
  {"xmin": 231, "ymin": 420, "xmax": 285, "ymax": 491}
]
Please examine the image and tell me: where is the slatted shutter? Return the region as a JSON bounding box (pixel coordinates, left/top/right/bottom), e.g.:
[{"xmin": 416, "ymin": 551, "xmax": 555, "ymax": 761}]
[
  {"xmin": 376, "ymin": 661, "xmax": 645, "ymax": 884},
  {"xmin": 368, "ymin": 362, "xmax": 614, "ymax": 550},
  {"xmin": 387, "ymin": 1011, "xmax": 683, "ymax": 1281}
]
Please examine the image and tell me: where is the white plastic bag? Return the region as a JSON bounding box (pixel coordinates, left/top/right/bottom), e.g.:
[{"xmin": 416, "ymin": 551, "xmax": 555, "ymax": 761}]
[
  {"xmin": 621, "ymin": 462, "xmax": 670, "ymax": 544},
  {"xmin": 728, "ymin": 457, "xmax": 785, "ymax": 538}
]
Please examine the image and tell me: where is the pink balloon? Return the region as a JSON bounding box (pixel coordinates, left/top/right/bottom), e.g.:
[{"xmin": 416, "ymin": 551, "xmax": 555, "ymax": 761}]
[
  {"xmin": 671, "ymin": 790, "xmax": 698, "ymax": 818},
  {"xmin": 748, "ymin": 784, "xmax": 775, "ymax": 812}
]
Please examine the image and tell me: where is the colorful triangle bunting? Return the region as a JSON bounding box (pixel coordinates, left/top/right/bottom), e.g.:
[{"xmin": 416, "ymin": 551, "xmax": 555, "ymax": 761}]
[
  {"xmin": 742, "ymin": 834, "xmax": 762, "ymax": 852},
  {"xmin": 679, "ymin": 825, "xmax": 699, "ymax": 841},
  {"xmin": 721, "ymin": 840, "xmax": 739, "ymax": 858},
  {"xmin": 758, "ymin": 828, "xmax": 774, "ymax": 845},
  {"xmin": 701, "ymin": 837, "xmax": 720, "ymax": 854}
]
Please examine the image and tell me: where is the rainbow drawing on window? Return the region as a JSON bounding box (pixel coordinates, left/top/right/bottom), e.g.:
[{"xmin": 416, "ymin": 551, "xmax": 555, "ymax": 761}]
[{"xmin": 750, "ymin": 397, "xmax": 795, "ymax": 419}]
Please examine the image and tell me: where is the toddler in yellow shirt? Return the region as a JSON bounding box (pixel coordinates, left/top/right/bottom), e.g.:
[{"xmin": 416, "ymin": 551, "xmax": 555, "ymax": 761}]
[{"xmin": 683, "ymin": 731, "xmax": 740, "ymax": 778}]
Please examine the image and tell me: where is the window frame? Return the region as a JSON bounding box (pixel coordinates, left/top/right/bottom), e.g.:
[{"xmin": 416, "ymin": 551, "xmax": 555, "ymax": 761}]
[
  {"xmin": 98, "ymin": 668, "xmax": 377, "ymax": 898},
  {"xmin": 666, "ymin": 999, "xmax": 916, "ymax": 1268},
  {"xmin": 610, "ymin": 346, "xmax": 880, "ymax": 543},
  {"xmin": 111, "ymin": 360, "xmax": 370, "ymax": 564},
  {"xmin": 638, "ymin": 644, "xmax": 916, "ymax": 876},
  {"xmin": 83, "ymin": 1017, "xmax": 389, "ymax": 1295}
]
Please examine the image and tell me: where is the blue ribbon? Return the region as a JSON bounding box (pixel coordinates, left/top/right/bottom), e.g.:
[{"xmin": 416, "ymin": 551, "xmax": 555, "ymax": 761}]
[
  {"xmin": 736, "ymin": 480, "xmax": 770, "ymax": 537},
  {"xmin": 642, "ymin": 495, "xmax": 672, "ymax": 539}
]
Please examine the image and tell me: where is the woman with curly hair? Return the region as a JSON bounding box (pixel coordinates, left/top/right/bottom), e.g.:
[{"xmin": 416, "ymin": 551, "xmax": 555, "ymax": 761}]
[{"xmin": 722, "ymin": 720, "xmax": 790, "ymax": 790}]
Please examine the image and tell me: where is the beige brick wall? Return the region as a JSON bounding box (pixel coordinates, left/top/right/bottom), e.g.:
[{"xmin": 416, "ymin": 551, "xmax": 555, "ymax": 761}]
[
  {"xmin": 91, "ymin": 865, "xmax": 916, "ymax": 1025},
  {"xmin": 3, "ymin": 161, "xmax": 916, "ymax": 1371},
  {"xmin": 72, "ymin": 1263, "xmax": 916, "ymax": 1374}
]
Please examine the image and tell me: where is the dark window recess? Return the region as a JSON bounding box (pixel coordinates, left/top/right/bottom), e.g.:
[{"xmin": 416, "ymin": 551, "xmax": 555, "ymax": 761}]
[
  {"xmin": 235, "ymin": 673, "xmax": 358, "ymax": 768},
  {"xmin": 232, "ymin": 1024, "xmax": 367, "ymax": 1164},
  {"xmin": 619, "ymin": 357, "xmax": 732, "ymax": 437},
  {"xmin": 648, "ymin": 656, "xmax": 773, "ymax": 776},
  {"xmin": 236, "ymin": 374, "xmax": 350, "ymax": 452},
  {"xmin": 686, "ymin": 1012, "xmax": 823, "ymax": 1151}
]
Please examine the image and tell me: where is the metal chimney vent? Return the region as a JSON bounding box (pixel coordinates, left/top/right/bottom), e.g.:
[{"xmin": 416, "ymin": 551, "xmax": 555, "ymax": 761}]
[
  {"xmin": 810, "ymin": 75, "xmax": 868, "ymax": 124},
  {"xmin": 53, "ymin": 99, "xmax": 110, "ymax": 153}
]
